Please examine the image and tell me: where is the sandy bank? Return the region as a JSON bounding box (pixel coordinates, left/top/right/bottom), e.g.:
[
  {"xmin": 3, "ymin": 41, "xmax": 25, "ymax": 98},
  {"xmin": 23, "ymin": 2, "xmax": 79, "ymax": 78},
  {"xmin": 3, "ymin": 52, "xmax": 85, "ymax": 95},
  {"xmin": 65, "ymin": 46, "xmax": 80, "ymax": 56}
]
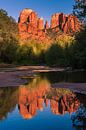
[
  {"xmin": 0, "ymin": 66, "xmax": 64, "ymax": 87},
  {"xmin": 0, "ymin": 66, "xmax": 86, "ymax": 94}
]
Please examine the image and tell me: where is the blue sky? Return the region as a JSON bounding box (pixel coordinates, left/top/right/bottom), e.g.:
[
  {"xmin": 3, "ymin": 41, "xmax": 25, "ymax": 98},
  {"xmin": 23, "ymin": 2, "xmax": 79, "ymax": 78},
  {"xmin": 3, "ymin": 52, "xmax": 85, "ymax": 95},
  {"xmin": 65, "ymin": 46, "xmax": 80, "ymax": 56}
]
[{"xmin": 0, "ymin": 0, "xmax": 74, "ymax": 22}]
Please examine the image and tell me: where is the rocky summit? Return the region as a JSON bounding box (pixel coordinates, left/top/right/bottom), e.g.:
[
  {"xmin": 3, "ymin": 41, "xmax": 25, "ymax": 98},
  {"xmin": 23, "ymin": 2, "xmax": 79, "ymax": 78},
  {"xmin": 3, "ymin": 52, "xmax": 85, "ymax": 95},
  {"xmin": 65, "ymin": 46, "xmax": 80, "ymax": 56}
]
[{"xmin": 18, "ymin": 8, "xmax": 82, "ymax": 40}]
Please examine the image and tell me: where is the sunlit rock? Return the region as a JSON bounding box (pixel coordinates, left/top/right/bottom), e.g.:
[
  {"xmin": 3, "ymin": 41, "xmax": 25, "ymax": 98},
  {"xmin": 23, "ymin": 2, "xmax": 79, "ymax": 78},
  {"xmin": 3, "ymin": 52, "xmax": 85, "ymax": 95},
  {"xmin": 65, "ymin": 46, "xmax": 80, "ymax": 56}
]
[{"xmin": 18, "ymin": 8, "xmax": 82, "ymax": 41}]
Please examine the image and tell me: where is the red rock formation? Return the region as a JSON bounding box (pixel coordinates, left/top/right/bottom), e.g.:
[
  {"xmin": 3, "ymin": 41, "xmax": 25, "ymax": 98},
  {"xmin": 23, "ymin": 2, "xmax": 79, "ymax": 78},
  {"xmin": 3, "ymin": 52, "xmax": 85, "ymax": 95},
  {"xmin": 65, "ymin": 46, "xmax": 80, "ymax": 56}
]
[
  {"xmin": 50, "ymin": 13, "xmax": 82, "ymax": 34},
  {"xmin": 18, "ymin": 8, "xmax": 81, "ymax": 40},
  {"xmin": 37, "ymin": 17, "xmax": 44, "ymax": 30},
  {"xmin": 62, "ymin": 15, "xmax": 81, "ymax": 33},
  {"xmin": 18, "ymin": 8, "xmax": 46, "ymax": 40},
  {"xmin": 50, "ymin": 13, "xmax": 58, "ymax": 28},
  {"xmin": 19, "ymin": 8, "xmax": 33, "ymax": 23},
  {"xmin": 45, "ymin": 20, "xmax": 49, "ymax": 29}
]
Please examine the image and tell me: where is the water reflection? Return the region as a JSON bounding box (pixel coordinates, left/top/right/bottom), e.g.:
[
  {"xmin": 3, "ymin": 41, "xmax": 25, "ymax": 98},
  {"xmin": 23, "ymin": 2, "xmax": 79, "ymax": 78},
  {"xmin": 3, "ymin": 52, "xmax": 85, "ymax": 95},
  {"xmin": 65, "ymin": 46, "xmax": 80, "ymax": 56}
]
[
  {"xmin": 18, "ymin": 77, "xmax": 81, "ymax": 119},
  {"xmin": 0, "ymin": 77, "xmax": 86, "ymax": 129},
  {"xmin": 18, "ymin": 78, "xmax": 50, "ymax": 119},
  {"xmin": 39, "ymin": 71, "xmax": 86, "ymax": 83},
  {"xmin": 0, "ymin": 87, "xmax": 18, "ymax": 120}
]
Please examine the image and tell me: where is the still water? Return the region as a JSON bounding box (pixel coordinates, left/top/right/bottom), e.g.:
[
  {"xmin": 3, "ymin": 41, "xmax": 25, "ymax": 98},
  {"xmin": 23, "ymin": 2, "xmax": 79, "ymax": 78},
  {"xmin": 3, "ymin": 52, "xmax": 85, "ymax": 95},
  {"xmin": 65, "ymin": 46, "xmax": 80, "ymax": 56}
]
[{"xmin": 0, "ymin": 71, "xmax": 86, "ymax": 130}]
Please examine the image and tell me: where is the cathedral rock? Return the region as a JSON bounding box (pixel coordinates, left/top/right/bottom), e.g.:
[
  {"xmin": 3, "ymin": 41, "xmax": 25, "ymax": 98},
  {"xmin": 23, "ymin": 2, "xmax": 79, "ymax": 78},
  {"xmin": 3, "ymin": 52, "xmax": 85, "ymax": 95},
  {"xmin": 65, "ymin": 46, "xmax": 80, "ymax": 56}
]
[{"xmin": 18, "ymin": 8, "xmax": 82, "ymax": 40}]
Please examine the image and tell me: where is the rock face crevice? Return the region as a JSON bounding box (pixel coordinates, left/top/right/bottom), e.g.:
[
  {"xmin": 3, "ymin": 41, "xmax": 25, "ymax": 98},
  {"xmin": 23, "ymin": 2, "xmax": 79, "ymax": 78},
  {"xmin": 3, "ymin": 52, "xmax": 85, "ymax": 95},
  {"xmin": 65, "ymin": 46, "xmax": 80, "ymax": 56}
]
[{"xmin": 18, "ymin": 8, "xmax": 82, "ymax": 40}]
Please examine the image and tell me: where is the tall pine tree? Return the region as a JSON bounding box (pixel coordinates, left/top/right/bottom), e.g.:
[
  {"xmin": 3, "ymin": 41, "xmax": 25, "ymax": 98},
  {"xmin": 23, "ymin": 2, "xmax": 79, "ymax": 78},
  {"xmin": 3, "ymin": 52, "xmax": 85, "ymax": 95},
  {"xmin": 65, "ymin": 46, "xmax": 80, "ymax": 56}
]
[{"xmin": 73, "ymin": 0, "xmax": 86, "ymax": 22}]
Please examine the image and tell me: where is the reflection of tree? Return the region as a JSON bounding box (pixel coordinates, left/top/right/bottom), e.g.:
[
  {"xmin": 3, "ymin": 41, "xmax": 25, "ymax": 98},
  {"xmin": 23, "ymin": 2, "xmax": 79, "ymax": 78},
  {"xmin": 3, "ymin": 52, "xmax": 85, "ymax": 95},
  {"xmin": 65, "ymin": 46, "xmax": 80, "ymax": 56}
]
[
  {"xmin": 0, "ymin": 87, "xmax": 18, "ymax": 120},
  {"xmin": 18, "ymin": 77, "xmax": 81, "ymax": 119},
  {"xmin": 71, "ymin": 105, "xmax": 86, "ymax": 130}
]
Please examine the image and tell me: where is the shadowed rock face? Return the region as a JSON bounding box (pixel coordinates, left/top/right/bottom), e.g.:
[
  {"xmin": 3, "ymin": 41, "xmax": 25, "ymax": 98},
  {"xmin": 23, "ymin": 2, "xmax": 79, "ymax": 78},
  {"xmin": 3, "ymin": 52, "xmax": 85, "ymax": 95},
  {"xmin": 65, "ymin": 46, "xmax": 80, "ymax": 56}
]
[
  {"xmin": 45, "ymin": 21, "xmax": 49, "ymax": 29},
  {"xmin": 18, "ymin": 8, "xmax": 82, "ymax": 40}
]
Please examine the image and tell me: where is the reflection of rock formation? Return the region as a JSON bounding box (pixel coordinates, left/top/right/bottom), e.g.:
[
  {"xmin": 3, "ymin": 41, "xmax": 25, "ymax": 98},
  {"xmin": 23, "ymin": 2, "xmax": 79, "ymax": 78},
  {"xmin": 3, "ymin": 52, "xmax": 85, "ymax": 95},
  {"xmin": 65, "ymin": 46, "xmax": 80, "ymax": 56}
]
[
  {"xmin": 0, "ymin": 77, "xmax": 83, "ymax": 121},
  {"xmin": 0, "ymin": 78, "xmax": 85, "ymax": 121},
  {"xmin": 50, "ymin": 94, "xmax": 80, "ymax": 115},
  {"xmin": 50, "ymin": 99, "xmax": 59, "ymax": 114},
  {"xmin": 18, "ymin": 78, "xmax": 50, "ymax": 119},
  {"xmin": 18, "ymin": 77, "xmax": 81, "ymax": 119}
]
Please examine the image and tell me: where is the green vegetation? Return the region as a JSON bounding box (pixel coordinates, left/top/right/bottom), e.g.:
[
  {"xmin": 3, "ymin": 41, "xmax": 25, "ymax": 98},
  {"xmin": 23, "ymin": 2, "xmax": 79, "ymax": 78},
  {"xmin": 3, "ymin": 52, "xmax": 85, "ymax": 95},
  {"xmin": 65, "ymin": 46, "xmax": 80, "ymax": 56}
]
[
  {"xmin": 69, "ymin": 27, "xmax": 86, "ymax": 69},
  {"xmin": 0, "ymin": 87, "xmax": 18, "ymax": 120},
  {"xmin": 45, "ymin": 44, "xmax": 64, "ymax": 66},
  {"xmin": 0, "ymin": 9, "xmax": 19, "ymax": 64},
  {"xmin": 16, "ymin": 40, "xmax": 50, "ymax": 65},
  {"xmin": 0, "ymin": 5, "xmax": 86, "ymax": 69},
  {"xmin": 0, "ymin": 9, "xmax": 18, "ymax": 34},
  {"xmin": 73, "ymin": 0, "xmax": 86, "ymax": 22},
  {"xmin": 0, "ymin": 34, "xmax": 19, "ymax": 63}
]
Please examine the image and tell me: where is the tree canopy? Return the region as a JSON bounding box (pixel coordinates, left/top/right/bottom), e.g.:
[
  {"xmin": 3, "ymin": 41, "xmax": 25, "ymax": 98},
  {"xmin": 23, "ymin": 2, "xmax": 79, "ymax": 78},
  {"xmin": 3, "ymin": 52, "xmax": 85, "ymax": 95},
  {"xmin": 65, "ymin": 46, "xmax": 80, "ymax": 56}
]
[
  {"xmin": 73, "ymin": 0, "xmax": 86, "ymax": 22},
  {"xmin": 0, "ymin": 9, "xmax": 18, "ymax": 35}
]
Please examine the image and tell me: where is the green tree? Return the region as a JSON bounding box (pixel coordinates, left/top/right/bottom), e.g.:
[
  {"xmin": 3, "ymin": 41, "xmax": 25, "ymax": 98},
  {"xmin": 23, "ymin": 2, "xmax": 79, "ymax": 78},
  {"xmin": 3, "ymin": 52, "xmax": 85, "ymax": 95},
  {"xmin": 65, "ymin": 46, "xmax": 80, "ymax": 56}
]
[
  {"xmin": 0, "ymin": 32, "xmax": 19, "ymax": 63},
  {"xmin": 68, "ymin": 27, "xmax": 86, "ymax": 69},
  {"xmin": 0, "ymin": 9, "xmax": 19, "ymax": 63},
  {"xmin": 73, "ymin": 0, "xmax": 86, "ymax": 22},
  {"xmin": 0, "ymin": 9, "xmax": 18, "ymax": 34},
  {"xmin": 45, "ymin": 44, "xmax": 64, "ymax": 66},
  {"xmin": 16, "ymin": 44, "xmax": 32, "ymax": 64}
]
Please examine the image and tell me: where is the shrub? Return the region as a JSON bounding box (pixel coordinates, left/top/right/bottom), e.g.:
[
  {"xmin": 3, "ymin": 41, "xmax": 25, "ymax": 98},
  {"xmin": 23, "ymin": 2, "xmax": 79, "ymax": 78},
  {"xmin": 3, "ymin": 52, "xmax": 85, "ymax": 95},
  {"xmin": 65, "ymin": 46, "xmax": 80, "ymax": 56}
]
[
  {"xmin": 45, "ymin": 44, "xmax": 64, "ymax": 66},
  {"xmin": 0, "ymin": 32, "xmax": 19, "ymax": 63}
]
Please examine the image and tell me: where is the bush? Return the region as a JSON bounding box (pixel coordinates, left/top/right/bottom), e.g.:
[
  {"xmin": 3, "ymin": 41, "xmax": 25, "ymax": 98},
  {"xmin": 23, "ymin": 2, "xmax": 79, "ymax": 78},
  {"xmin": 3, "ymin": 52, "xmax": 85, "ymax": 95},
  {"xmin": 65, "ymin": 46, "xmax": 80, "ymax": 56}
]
[
  {"xmin": 56, "ymin": 34, "xmax": 75, "ymax": 48},
  {"xmin": 0, "ymin": 32, "xmax": 19, "ymax": 63},
  {"xmin": 16, "ymin": 40, "xmax": 50, "ymax": 65},
  {"xmin": 45, "ymin": 44, "xmax": 64, "ymax": 66},
  {"xmin": 69, "ymin": 27, "xmax": 86, "ymax": 69},
  {"xmin": 0, "ymin": 9, "xmax": 19, "ymax": 64}
]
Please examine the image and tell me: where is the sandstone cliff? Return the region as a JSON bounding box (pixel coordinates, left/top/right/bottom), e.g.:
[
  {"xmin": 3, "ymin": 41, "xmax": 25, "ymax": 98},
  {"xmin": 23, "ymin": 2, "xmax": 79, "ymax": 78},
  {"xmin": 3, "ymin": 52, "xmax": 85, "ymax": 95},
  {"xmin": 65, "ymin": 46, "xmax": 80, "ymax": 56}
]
[
  {"xmin": 18, "ymin": 8, "xmax": 82, "ymax": 40},
  {"xmin": 50, "ymin": 13, "xmax": 81, "ymax": 34}
]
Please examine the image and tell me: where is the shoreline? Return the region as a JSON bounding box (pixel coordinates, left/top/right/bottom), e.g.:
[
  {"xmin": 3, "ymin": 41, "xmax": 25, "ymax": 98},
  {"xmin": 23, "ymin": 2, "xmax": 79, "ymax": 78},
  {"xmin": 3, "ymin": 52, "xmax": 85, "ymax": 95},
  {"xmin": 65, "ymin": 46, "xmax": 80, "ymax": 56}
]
[
  {"xmin": 0, "ymin": 65, "xmax": 86, "ymax": 95},
  {"xmin": 0, "ymin": 66, "xmax": 64, "ymax": 87}
]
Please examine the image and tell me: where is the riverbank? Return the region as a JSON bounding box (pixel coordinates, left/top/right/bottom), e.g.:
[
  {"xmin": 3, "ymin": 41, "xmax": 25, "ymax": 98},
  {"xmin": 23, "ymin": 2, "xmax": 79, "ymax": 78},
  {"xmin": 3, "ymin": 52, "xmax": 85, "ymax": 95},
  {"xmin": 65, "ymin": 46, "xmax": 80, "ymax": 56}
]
[
  {"xmin": 0, "ymin": 65, "xmax": 64, "ymax": 87},
  {"xmin": 0, "ymin": 65, "xmax": 86, "ymax": 94}
]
